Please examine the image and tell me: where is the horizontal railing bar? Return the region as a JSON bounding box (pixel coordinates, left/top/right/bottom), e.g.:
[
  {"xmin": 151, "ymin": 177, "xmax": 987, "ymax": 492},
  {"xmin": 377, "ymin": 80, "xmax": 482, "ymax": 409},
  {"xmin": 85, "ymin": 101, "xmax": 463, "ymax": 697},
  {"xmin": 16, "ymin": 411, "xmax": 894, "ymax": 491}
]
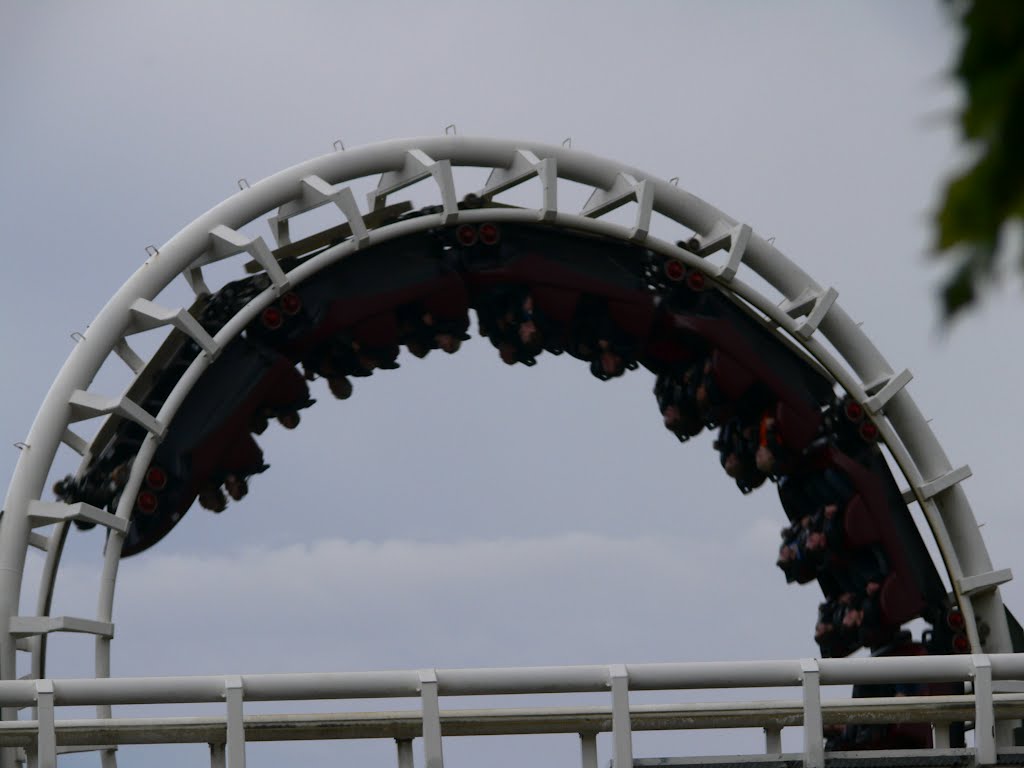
[
  {"xmin": 18, "ymin": 672, "xmax": 423, "ymax": 707},
  {"xmin": 816, "ymin": 656, "xmax": 977, "ymax": 685},
  {"xmin": 2, "ymin": 695, "xmax": 1023, "ymax": 748},
  {"xmin": 437, "ymin": 665, "xmax": 615, "ymax": 695},
  {"xmin": 626, "ymin": 662, "xmax": 804, "ymax": 690},
  {"xmin": 1, "ymin": 656, "xmax": 1022, "ymax": 708}
]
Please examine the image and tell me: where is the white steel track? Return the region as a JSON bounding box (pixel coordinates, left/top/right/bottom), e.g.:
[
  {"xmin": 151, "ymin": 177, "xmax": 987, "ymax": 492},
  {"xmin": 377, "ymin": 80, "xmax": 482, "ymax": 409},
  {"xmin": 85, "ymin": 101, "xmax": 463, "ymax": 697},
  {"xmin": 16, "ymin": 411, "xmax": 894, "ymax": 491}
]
[{"xmin": 0, "ymin": 137, "xmax": 1014, "ymax": 766}]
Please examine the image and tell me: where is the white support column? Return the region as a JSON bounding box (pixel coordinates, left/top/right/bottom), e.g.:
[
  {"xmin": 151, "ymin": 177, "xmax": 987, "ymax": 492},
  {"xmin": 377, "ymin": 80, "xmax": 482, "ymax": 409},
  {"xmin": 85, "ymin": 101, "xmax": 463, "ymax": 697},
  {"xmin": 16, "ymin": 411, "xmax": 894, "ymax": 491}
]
[
  {"xmin": 396, "ymin": 738, "xmax": 414, "ymax": 768},
  {"xmin": 579, "ymin": 733, "xmax": 598, "ymax": 768},
  {"xmin": 224, "ymin": 676, "xmax": 245, "ymax": 768},
  {"xmin": 973, "ymin": 654, "xmax": 996, "ymax": 765},
  {"xmin": 34, "ymin": 680, "xmax": 54, "ymax": 768},
  {"xmin": 801, "ymin": 659, "xmax": 823, "ymax": 768},
  {"xmin": 609, "ymin": 664, "xmax": 633, "ymax": 768},
  {"xmin": 419, "ymin": 669, "xmax": 443, "ymax": 768},
  {"xmin": 933, "ymin": 722, "xmax": 951, "ymax": 749},
  {"xmin": 764, "ymin": 726, "xmax": 782, "ymax": 754},
  {"xmin": 209, "ymin": 742, "xmax": 226, "ymax": 768}
]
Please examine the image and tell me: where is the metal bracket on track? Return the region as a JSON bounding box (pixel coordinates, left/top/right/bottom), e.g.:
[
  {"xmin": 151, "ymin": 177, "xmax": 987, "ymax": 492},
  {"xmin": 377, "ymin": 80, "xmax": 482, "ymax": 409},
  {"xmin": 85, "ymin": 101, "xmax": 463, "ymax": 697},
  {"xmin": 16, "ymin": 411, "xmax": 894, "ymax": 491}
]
[
  {"xmin": 581, "ymin": 172, "xmax": 654, "ymax": 243},
  {"xmin": 694, "ymin": 222, "xmax": 751, "ymax": 283},
  {"xmin": 27, "ymin": 501, "xmax": 129, "ymax": 534},
  {"xmin": 67, "ymin": 390, "xmax": 165, "ymax": 439},
  {"xmin": 478, "ymin": 149, "xmax": 558, "ymax": 222},
  {"xmin": 125, "ymin": 298, "xmax": 219, "ymax": 357},
  {"xmin": 368, "ymin": 149, "xmax": 458, "ymax": 224},
  {"xmin": 269, "ymin": 175, "xmax": 369, "ymax": 249}
]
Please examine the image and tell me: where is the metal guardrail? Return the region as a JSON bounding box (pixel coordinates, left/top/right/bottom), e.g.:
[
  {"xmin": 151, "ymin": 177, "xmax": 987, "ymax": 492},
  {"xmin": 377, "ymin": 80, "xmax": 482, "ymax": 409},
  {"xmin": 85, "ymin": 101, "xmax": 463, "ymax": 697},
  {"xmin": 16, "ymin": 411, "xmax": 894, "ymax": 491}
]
[{"xmin": 6, "ymin": 654, "xmax": 1024, "ymax": 768}]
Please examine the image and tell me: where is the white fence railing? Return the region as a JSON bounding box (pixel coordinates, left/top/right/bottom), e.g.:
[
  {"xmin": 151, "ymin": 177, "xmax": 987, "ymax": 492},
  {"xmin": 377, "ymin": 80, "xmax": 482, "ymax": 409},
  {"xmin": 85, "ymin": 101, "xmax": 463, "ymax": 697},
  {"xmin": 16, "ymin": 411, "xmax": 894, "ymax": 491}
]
[{"xmin": 5, "ymin": 654, "xmax": 1024, "ymax": 768}]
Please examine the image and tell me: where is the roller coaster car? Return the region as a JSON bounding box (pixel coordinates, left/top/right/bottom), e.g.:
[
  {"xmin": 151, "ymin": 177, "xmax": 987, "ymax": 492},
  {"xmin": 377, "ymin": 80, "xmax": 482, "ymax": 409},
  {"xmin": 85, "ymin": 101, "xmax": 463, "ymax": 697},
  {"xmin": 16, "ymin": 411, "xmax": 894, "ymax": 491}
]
[
  {"xmin": 244, "ymin": 288, "xmax": 311, "ymax": 351},
  {"xmin": 461, "ymin": 224, "xmax": 658, "ymax": 338},
  {"xmin": 670, "ymin": 292, "xmax": 833, "ymax": 448},
  {"xmin": 826, "ymin": 635, "xmax": 965, "ymax": 751},
  {"xmin": 265, "ymin": 233, "xmax": 468, "ymax": 364},
  {"xmin": 653, "ymin": 373, "xmax": 706, "ymax": 442},
  {"xmin": 459, "ymin": 225, "xmax": 648, "ymax": 292},
  {"xmin": 120, "ymin": 340, "xmax": 309, "ymax": 557},
  {"xmin": 641, "ymin": 310, "xmax": 705, "ymax": 373},
  {"xmin": 831, "ymin": 445, "xmax": 945, "ymax": 628},
  {"xmin": 782, "ymin": 443, "xmax": 943, "ymax": 644}
]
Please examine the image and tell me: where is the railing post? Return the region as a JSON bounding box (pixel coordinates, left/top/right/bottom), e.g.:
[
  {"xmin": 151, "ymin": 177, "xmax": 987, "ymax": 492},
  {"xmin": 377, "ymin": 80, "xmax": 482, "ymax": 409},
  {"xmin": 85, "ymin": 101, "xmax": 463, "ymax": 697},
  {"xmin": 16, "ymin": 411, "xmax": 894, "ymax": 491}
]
[
  {"xmin": 223, "ymin": 676, "xmax": 246, "ymax": 768},
  {"xmin": 34, "ymin": 680, "xmax": 55, "ymax": 768},
  {"xmin": 764, "ymin": 726, "xmax": 782, "ymax": 754},
  {"xmin": 419, "ymin": 669, "xmax": 444, "ymax": 768},
  {"xmin": 973, "ymin": 654, "xmax": 995, "ymax": 765},
  {"xmin": 609, "ymin": 664, "xmax": 633, "ymax": 768},
  {"xmin": 396, "ymin": 738, "xmax": 414, "ymax": 768},
  {"xmin": 933, "ymin": 722, "xmax": 951, "ymax": 749},
  {"xmin": 580, "ymin": 733, "xmax": 598, "ymax": 768},
  {"xmin": 800, "ymin": 659, "xmax": 823, "ymax": 768},
  {"xmin": 209, "ymin": 742, "xmax": 227, "ymax": 768}
]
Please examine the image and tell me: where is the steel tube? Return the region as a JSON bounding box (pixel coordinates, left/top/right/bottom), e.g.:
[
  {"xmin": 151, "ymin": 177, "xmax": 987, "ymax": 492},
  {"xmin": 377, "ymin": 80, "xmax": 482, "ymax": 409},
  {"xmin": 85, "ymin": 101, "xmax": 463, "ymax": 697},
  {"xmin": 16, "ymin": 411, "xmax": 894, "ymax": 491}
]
[{"xmin": 0, "ymin": 694, "xmax": 1015, "ymax": 748}]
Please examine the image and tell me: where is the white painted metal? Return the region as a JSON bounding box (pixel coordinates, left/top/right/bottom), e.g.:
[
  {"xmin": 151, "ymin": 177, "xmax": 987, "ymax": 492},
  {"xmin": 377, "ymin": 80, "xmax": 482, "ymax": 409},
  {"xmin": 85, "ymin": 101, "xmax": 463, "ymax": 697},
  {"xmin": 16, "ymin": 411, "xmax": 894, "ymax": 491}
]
[
  {"xmin": 8, "ymin": 618, "xmax": 112, "ymax": 640},
  {"xmin": 111, "ymin": 339, "xmax": 145, "ymax": 375},
  {"xmin": 974, "ymin": 655, "xmax": 996, "ymax": 765},
  {"xmin": 224, "ymin": 677, "xmax": 245, "ymax": 768},
  {"xmin": 206, "ymin": 227, "xmax": 288, "ymax": 294},
  {"xmin": 863, "ymin": 369, "xmax": 913, "ymax": 415},
  {"xmin": 419, "ymin": 670, "xmax": 443, "ymax": 768},
  {"xmin": 580, "ymin": 734, "xmax": 598, "ymax": 768},
  {"xmin": 0, "ymin": 656, "xmax": 1016, "ymax": 765},
  {"xmin": 963, "ymin": 570, "xmax": 1014, "ymax": 598},
  {"xmin": 26, "ymin": 502, "xmax": 127, "ymax": 534},
  {"xmin": 0, "ymin": 696, "xmax": 1011, "ymax": 744},
  {"xmin": 609, "ymin": 664, "xmax": 633, "ymax": 768},
  {"xmin": 33, "ymin": 680, "xmax": 54, "ymax": 768},
  {"xmin": 66, "ymin": 391, "xmax": 163, "ymax": 440},
  {"xmin": 800, "ymin": 659, "xmax": 823, "ymax": 768},
  {"xmin": 0, "ymin": 136, "xmax": 1015, "ymax": 765},
  {"xmin": 59, "ymin": 429, "xmax": 88, "ymax": 457},
  {"xmin": 126, "ymin": 298, "xmax": 218, "ymax": 355},
  {"xmin": 396, "ymin": 738, "xmax": 414, "ymax": 768}
]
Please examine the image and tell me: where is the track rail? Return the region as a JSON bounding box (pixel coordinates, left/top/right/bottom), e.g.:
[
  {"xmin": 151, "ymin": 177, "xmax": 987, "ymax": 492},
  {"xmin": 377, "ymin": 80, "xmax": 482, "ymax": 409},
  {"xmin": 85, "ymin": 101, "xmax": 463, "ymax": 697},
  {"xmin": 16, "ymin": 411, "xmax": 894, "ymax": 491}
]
[{"xmin": 0, "ymin": 137, "xmax": 1014, "ymax": 766}]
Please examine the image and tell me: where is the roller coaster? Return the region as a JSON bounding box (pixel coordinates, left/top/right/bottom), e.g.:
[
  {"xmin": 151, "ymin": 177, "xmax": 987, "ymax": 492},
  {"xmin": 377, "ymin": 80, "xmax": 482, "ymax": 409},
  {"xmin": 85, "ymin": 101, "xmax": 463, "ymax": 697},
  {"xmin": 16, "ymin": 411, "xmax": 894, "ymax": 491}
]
[{"xmin": 0, "ymin": 137, "xmax": 1019, "ymax": 767}]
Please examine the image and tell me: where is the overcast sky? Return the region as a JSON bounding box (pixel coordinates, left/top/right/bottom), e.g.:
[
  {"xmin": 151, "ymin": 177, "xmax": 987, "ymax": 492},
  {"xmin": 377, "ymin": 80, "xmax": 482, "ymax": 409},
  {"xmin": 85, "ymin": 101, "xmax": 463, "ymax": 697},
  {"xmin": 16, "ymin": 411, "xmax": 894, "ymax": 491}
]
[{"xmin": 3, "ymin": 2, "xmax": 1023, "ymax": 767}]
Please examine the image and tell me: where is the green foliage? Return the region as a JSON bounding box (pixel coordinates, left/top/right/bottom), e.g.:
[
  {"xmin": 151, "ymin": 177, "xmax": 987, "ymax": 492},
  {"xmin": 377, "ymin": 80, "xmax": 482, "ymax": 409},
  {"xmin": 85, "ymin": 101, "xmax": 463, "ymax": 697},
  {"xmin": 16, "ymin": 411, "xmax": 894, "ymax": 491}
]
[{"xmin": 934, "ymin": 0, "xmax": 1024, "ymax": 318}]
